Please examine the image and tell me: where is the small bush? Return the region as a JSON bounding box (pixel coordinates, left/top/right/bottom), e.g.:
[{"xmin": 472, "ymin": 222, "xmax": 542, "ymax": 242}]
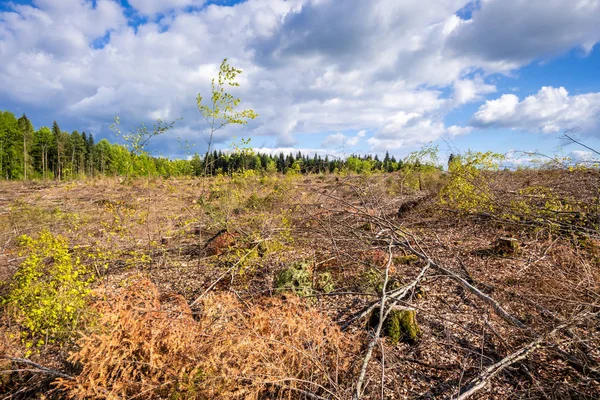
[
  {"xmin": 274, "ymin": 261, "xmax": 313, "ymax": 296},
  {"xmin": 358, "ymin": 268, "xmax": 401, "ymax": 294},
  {"xmin": 440, "ymin": 151, "xmax": 503, "ymax": 213},
  {"xmin": 3, "ymin": 231, "xmax": 92, "ymax": 348},
  {"xmin": 316, "ymin": 271, "xmax": 335, "ymax": 293}
]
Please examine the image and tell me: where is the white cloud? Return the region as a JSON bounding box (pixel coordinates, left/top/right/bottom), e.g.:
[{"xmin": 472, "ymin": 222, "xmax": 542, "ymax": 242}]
[
  {"xmin": 471, "ymin": 86, "xmax": 600, "ymax": 133},
  {"xmin": 447, "ymin": 0, "xmax": 600, "ymax": 68},
  {"xmin": 1, "ymin": 0, "xmax": 600, "ymax": 155},
  {"xmin": 252, "ymin": 147, "xmax": 346, "ymax": 159},
  {"xmin": 321, "ymin": 133, "xmax": 346, "ymax": 148},
  {"xmin": 128, "ymin": 0, "xmax": 206, "ymax": 16},
  {"xmin": 446, "ymin": 125, "xmax": 473, "ymax": 136},
  {"xmin": 453, "ymin": 77, "xmax": 496, "ymax": 105},
  {"xmin": 570, "ymin": 150, "xmax": 595, "ymax": 162},
  {"xmin": 321, "ymin": 130, "xmax": 366, "ymax": 148}
]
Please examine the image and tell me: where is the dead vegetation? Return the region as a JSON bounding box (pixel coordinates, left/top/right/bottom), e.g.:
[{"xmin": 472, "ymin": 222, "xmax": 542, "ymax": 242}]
[{"xmin": 1, "ymin": 167, "xmax": 599, "ymax": 399}]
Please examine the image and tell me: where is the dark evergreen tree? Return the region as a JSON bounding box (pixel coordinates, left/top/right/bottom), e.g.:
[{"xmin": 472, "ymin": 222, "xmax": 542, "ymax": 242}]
[{"xmin": 17, "ymin": 114, "xmax": 34, "ymax": 180}]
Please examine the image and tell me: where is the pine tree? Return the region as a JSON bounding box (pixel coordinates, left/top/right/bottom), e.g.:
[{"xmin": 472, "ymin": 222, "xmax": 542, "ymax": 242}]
[
  {"xmin": 51, "ymin": 121, "xmax": 63, "ymax": 179},
  {"xmin": 17, "ymin": 114, "xmax": 34, "ymax": 180}
]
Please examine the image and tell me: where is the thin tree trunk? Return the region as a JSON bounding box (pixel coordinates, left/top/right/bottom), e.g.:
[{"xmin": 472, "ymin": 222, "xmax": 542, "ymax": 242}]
[{"xmin": 23, "ymin": 134, "xmax": 27, "ymax": 180}]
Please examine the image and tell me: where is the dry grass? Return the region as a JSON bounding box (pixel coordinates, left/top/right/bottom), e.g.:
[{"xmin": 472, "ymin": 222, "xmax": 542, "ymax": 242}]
[{"xmin": 58, "ymin": 278, "xmax": 358, "ymax": 399}]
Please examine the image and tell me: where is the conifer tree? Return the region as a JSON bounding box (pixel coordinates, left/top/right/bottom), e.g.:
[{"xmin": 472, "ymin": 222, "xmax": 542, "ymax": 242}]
[{"xmin": 17, "ymin": 114, "xmax": 34, "ymax": 180}]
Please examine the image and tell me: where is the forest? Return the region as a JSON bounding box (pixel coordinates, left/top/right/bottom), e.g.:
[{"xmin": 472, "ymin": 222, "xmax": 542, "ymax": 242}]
[{"xmin": 0, "ymin": 110, "xmax": 405, "ymax": 180}]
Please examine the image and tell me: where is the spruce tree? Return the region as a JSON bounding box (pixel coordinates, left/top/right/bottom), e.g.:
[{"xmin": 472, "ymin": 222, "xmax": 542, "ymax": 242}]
[{"xmin": 17, "ymin": 114, "xmax": 34, "ymax": 180}]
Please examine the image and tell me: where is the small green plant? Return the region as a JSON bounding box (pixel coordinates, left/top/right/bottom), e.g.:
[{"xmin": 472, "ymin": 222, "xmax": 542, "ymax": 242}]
[
  {"xmin": 274, "ymin": 261, "xmax": 312, "ymax": 296},
  {"xmin": 358, "ymin": 268, "xmax": 401, "ymax": 294},
  {"xmin": 397, "ymin": 145, "xmax": 441, "ymax": 194},
  {"xmin": 197, "ymin": 59, "xmax": 258, "ymax": 175},
  {"xmin": 3, "ymin": 230, "xmax": 92, "ymax": 349},
  {"xmin": 316, "ymin": 272, "xmax": 335, "ymax": 293}
]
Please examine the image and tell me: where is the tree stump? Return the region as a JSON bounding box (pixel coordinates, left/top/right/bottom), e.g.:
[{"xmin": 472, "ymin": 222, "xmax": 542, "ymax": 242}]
[{"xmin": 368, "ymin": 307, "xmax": 421, "ymax": 345}]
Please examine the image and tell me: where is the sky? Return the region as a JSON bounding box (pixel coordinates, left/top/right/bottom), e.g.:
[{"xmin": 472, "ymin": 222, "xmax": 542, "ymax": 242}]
[{"xmin": 1, "ymin": 0, "xmax": 600, "ymax": 163}]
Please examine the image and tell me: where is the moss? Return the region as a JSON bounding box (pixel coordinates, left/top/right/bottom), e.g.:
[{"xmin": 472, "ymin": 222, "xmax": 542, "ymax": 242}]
[
  {"xmin": 368, "ymin": 307, "xmax": 421, "ymax": 345},
  {"xmin": 359, "ymin": 269, "xmax": 401, "ymax": 294},
  {"xmin": 275, "ymin": 261, "xmax": 312, "ymax": 296}
]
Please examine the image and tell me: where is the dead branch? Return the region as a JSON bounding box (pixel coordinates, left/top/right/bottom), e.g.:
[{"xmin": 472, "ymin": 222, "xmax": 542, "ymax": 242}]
[
  {"xmin": 433, "ymin": 261, "xmax": 526, "ymax": 329},
  {"xmin": 353, "ymin": 242, "xmax": 393, "ymax": 400},
  {"xmin": 451, "ymin": 312, "xmax": 599, "ymax": 400},
  {"xmin": 2, "ymin": 357, "xmax": 73, "ymax": 380},
  {"xmin": 383, "ymin": 227, "xmax": 526, "ymax": 329},
  {"xmin": 341, "ymin": 261, "xmax": 430, "ymax": 331}
]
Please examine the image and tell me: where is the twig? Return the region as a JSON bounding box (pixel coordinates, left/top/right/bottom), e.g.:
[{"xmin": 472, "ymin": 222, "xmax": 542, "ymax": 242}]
[
  {"xmin": 189, "ymin": 241, "xmax": 262, "ymax": 307},
  {"xmin": 434, "ymin": 261, "xmax": 525, "ymax": 329},
  {"xmin": 341, "ymin": 261, "xmax": 430, "ymax": 330},
  {"xmin": 387, "ymin": 228, "xmax": 525, "ymax": 328}
]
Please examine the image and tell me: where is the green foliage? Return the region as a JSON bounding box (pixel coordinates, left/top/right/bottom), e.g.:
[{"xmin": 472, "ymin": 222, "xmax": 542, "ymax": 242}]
[
  {"xmin": 197, "ymin": 59, "xmax": 258, "ymax": 174},
  {"xmin": 2, "ymin": 105, "xmax": 413, "ymax": 180},
  {"xmin": 398, "ymin": 145, "xmax": 441, "ymax": 193},
  {"xmin": 393, "ymin": 254, "xmax": 419, "ymax": 265},
  {"xmin": 316, "ymin": 272, "xmax": 335, "ymax": 293},
  {"xmin": 109, "ymin": 116, "xmax": 179, "ymax": 178},
  {"xmin": 440, "ymin": 151, "xmax": 504, "ymax": 213},
  {"xmin": 3, "ymin": 231, "xmax": 92, "ymax": 349},
  {"xmin": 359, "ymin": 268, "xmax": 383, "ymax": 293},
  {"xmin": 275, "ymin": 261, "xmax": 313, "ymax": 297},
  {"xmin": 358, "ymin": 268, "xmax": 401, "ymax": 294}
]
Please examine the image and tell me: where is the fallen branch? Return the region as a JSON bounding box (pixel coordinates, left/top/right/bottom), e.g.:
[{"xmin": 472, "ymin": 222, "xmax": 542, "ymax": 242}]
[
  {"xmin": 451, "ymin": 312, "xmax": 599, "ymax": 400},
  {"xmin": 341, "ymin": 261, "xmax": 430, "ymax": 331},
  {"xmin": 384, "ymin": 228, "xmax": 525, "ymax": 329},
  {"xmin": 434, "ymin": 262, "xmax": 526, "ymax": 329},
  {"xmin": 2, "ymin": 357, "xmax": 73, "ymax": 380},
  {"xmin": 190, "ymin": 241, "xmax": 262, "ymax": 308},
  {"xmin": 353, "ymin": 242, "xmax": 393, "ymax": 400}
]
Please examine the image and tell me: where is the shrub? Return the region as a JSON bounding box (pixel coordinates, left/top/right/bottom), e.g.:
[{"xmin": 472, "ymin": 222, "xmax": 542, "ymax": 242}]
[
  {"xmin": 316, "ymin": 271, "xmax": 335, "ymax": 293},
  {"xmin": 2, "ymin": 231, "xmax": 92, "ymax": 349},
  {"xmin": 274, "ymin": 261, "xmax": 313, "ymax": 296},
  {"xmin": 440, "ymin": 151, "xmax": 504, "ymax": 213}
]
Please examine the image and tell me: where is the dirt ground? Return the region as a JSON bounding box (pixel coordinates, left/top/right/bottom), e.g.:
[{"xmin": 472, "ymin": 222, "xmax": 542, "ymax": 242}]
[{"xmin": 1, "ymin": 170, "xmax": 599, "ymax": 399}]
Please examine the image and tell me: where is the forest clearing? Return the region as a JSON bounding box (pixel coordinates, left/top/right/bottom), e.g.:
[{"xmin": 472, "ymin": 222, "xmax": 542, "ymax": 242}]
[{"xmin": 1, "ymin": 164, "xmax": 599, "ymax": 399}]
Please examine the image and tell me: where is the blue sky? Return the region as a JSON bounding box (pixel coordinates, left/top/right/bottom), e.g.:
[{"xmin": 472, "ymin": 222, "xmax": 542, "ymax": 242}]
[{"xmin": 1, "ymin": 0, "xmax": 600, "ymax": 163}]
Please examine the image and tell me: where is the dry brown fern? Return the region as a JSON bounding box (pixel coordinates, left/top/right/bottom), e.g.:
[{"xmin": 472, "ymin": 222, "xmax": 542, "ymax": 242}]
[{"xmin": 57, "ymin": 279, "xmax": 358, "ymax": 399}]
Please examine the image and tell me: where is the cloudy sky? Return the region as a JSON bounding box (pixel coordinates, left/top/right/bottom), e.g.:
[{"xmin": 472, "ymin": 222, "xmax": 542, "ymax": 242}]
[{"xmin": 1, "ymin": 0, "xmax": 600, "ymax": 160}]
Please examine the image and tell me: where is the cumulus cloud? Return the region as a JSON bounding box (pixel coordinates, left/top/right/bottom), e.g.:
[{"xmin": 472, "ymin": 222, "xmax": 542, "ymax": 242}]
[
  {"xmin": 321, "ymin": 130, "xmax": 366, "ymax": 148},
  {"xmin": 1, "ymin": 0, "xmax": 600, "ymax": 155},
  {"xmin": 128, "ymin": 0, "xmax": 206, "ymax": 16},
  {"xmin": 453, "ymin": 76, "xmax": 496, "ymax": 105},
  {"xmin": 447, "ymin": 0, "xmax": 600, "ymax": 68},
  {"xmin": 471, "ymin": 86, "xmax": 600, "ymax": 133}
]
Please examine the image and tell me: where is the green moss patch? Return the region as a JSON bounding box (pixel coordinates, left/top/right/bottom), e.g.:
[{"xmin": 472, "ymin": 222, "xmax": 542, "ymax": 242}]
[{"xmin": 368, "ymin": 307, "xmax": 421, "ymax": 345}]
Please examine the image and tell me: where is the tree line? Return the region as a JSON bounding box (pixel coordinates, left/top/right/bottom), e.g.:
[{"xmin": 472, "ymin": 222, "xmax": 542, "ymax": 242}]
[{"xmin": 0, "ymin": 110, "xmax": 405, "ymax": 180}]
